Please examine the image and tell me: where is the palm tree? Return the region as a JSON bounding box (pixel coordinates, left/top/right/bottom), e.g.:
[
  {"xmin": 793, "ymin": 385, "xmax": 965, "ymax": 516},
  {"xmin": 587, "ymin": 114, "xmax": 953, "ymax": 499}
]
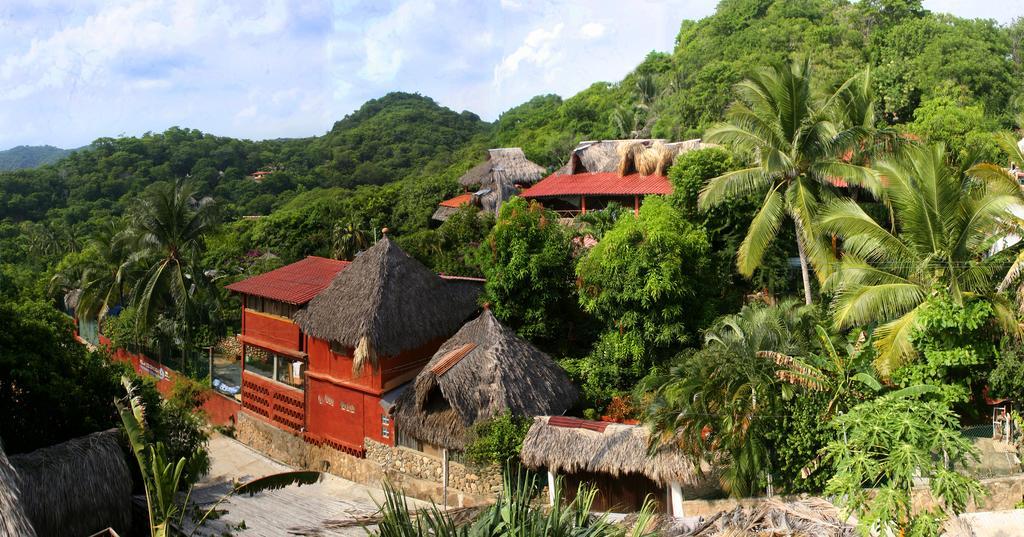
[
  {"xmin": 331, "ymin": 221, "xmax": 370, "ymax": 260},
  {"xmin": 821, "ymin": 143, "xmax": 1023, "ymax": 376},
  {"xmin": 699, "ymin": 60, "xmax": 882, "ymax": 305},
  {"xmin": 50, "ymin": 221, "xmax": 137, "ymax": 321},
  {"xmin": 641, "ymin": 301, "xmax": 815, "ymax": 496},
  {"xmin": 128, "ymin": 180, "xmax": 220, "ymax": 347}
]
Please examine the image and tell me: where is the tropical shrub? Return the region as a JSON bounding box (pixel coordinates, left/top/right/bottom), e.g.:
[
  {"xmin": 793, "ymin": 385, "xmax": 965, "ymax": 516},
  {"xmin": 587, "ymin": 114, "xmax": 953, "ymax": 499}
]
[
  {"xmin": 478, "ymin": 197, "xmax": 575, "ymax": 343},
  {"xmin": 892, "ymin": 294, "xmax": 1000, "ymax": 408},
  {"xmin": 464, "ymin": 412, "xmax": 532, "ymax": 467},
  {"xmin": 824, "ymin": 387, "xmax": 985, "ymax": 536}
]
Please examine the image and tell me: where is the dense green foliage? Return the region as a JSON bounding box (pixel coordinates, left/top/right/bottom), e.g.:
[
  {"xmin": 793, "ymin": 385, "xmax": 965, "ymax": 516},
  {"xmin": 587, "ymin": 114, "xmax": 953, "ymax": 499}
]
[
  {"xmin": 824, "ymin": 389, "xmax": 984, "ymax": 536},
  {"xmin": 463, "ymin": 412, "xmax": 533, "ymax": 467},
  {"xmin": 478, "ymin": 198, "xmax": 575, "ymax": 343}
]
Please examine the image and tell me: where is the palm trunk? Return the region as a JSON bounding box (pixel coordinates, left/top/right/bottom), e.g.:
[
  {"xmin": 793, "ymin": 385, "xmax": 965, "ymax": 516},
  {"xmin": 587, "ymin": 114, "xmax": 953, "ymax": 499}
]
[{"xmin": 795, "ymin": 220, "xmax": 813, "ymax": 305}]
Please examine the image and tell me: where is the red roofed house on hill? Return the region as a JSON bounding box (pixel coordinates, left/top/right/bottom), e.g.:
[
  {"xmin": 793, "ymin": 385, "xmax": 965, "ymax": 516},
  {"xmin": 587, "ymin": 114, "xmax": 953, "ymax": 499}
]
[
  {"xmin": 521, "ymin": 139, "xmax": 709, "ymax": 217},
  {"xmin": 225, "ymin": 238, "xmax": 482, "ymax": 456}
]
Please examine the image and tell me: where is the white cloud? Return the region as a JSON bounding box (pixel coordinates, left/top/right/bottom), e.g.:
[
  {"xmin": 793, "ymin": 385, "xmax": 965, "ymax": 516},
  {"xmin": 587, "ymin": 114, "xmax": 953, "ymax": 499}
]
[
  {"xmin": 359, "ymin": 0, "xmax": 437, "ymax": 82},
  {"xmin": 493, "ymin": 23, "xmax": 565, "ymax": 87},
  {"xmin": 579, "ymin": 22, "xmax": 606, "ymax": 40}
]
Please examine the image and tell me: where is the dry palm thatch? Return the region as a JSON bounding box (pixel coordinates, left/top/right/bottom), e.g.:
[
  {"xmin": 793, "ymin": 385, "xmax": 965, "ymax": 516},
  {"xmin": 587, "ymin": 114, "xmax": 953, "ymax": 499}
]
[
  {"xmin": 294, "ymin": 236, "xmax": 481, "ymax": 372},
  {"xmin": 561, "ymin": 139, "xmax": 711, "ymax": 176},
  {"xmin": 459, "ymin": 148, "xmax": 547, "ymax": 188},
  {"xmin": 520, "ymin": 416, "xmax": 717, "ymax": 493},
  {"xmin": 561, "ymin": 140, "xmax": 633, "ymax": 174},
  {"xmin": 393, "ymin": 309, "xmax": 579, "ymax": 450},
  {"xmin": 0, "ymin": 441, "xmax": 37, "ymax": 537},
  {"xmin": 8, "ymin": 429, "xmax": 132, "ymax": 537},
  {"xmin": 475, "ymin": 179, "xmax": 521, "ymax": 216},
  {"xmin": 668, "ymin": 498, "xmax": 855, "ymax": 536}
]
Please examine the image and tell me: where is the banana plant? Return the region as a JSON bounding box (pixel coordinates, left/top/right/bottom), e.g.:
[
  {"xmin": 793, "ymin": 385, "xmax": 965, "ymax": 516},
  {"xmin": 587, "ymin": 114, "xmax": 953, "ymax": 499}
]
[{"xmin": 115, "ymin": 376, "xmax": 320, "ymax": 537}]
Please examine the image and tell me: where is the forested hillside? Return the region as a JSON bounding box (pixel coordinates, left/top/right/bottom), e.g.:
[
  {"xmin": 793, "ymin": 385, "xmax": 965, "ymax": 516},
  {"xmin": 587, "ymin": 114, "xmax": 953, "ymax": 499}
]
[
  {"xmin": 0, "ymin": 145, "xmax": 73, "ymax": 171},
  {"xmin": 3, "ymin": 0, "xmax": 1022, "ymax": 296}
]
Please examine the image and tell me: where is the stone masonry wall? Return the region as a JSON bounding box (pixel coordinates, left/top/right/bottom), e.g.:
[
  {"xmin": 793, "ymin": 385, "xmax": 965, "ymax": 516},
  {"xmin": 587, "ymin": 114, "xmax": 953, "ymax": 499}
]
[
  {"xmin": 234, "ymin": 412, "xmax": 496, "ymax": 507},
  {"xmin": 364, "ymin": 439, "xmax": 503, "ymax": 497}
]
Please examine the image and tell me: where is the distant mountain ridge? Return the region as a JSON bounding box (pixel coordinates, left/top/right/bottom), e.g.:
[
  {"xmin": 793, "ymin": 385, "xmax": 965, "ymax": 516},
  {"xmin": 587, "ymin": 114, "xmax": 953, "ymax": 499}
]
[{"xmin": 0, "ymin": 145, "xmax": 74, "ymax": 171}]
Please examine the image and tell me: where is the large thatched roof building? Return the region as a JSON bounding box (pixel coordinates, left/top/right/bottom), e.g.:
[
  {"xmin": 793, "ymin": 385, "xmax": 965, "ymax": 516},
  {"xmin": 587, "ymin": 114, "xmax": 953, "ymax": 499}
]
[
  {"xmin": 434, "ymin": 148, "xmax": 546, "ymax": 222},
  {"xmin": 458, "ymin": 148, "xmax": 546, "ymax": 188},
  {"xmin": 523, "ymin": 139, "xmax": 709, "ymax": 218},
  {"xmin": 284, "ymin": 235, "xmax": 482, "ymax": 455},
  {"xmin": 8, "ymin": 429, "xmax": 132, "ymax": 537},
  {"xmin": 520, "ymin": 416, "xmax": 717, "ymax": 516},
  {"xmin": 295, "ymin": 236, "xmax": 480, "ymax": 369},
  {"xmin": 393, "ymin": 309, "xmax": 578, "ymax": 451}
]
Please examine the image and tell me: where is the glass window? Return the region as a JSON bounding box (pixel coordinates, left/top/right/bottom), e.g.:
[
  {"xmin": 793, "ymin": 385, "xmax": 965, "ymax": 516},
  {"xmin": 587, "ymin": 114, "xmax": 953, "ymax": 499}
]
[
  {"xmin": 245, "ymin": 345, "xmax": 305, "ymax": 391},
  {"xmin": 276, "ymin": 357, "xmax": 304, "ymax": 389},
  {"xmin": 245, "ymin": 345, "xmax": 274, "ymax": 378}
]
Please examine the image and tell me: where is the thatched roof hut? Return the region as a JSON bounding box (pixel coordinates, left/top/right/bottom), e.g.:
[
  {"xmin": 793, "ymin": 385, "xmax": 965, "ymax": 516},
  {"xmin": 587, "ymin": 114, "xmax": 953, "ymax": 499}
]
[
  {"xmin": 458, "ymin": 148, "xmax": 547, "ymax": 188},
  {"xmin": 556, "ymin": 139, "xmax": 708, "ymax": 176},
  {"xmin": 393, "ymin": 309, "xmax": 578, "ymax": 450},
  {"xmin": 294, "ymin": 236, "xmax": 481, "ymax": 370},
  {"xmin": 520, "ymin": 416, "xmax": 715, "ymax": 493},
  {"xmin": 1, "ymin": 441, "xmax": 36, "ymax": 537},
  {"xmin": 8, "ymin": 429, "xmax": 132, "ymax": 537}
]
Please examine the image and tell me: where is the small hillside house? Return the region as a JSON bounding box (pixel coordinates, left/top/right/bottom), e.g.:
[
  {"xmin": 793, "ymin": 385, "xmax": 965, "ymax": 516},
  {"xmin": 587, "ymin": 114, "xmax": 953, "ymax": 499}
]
[
  {"xmin": 521, "ymin": 139, "xmax": 708, "ymax": 217},
  {"xmin": 433, "ymin": 148, "xmax": 547, "ymax": 222},
  {"xmin": 226, "ymin": 238, "xmax": 481, "ymax": 456},
  {"xmin": 393, "ymin": 308, "xmax": 578, "ymax": 456}
]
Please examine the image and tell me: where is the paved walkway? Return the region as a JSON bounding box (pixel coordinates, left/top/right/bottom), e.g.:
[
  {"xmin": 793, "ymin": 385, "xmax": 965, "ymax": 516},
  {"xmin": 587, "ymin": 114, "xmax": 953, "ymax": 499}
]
[{"xmin": 183, "ymin": 434, "xmax": 427, "ymax": 536}]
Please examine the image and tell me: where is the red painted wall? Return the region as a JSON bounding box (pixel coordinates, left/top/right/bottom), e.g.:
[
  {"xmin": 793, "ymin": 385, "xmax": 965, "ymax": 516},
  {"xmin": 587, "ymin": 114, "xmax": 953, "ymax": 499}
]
[
  {"xmin": 306, "ymin": 376, "xmax": 366, "ymax": 451},
  {"xmin": 241, "ymin": 371, "xmax": 305, "ymax": 432},
  {"xmin": 107, "ymin": 346, "xmax": 240, "ymax": 426},
  {"xmin": 242, "ymin": 309, "xmax": 302, "ymax": 351}
]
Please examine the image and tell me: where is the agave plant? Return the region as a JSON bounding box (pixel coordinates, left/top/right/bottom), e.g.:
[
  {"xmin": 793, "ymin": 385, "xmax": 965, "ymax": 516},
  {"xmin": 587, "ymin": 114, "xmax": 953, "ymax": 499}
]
[
  {"xmin": 115, "ymin": 377, "xmax": 320, "ymax": 537},
  {"xmin": 372, "ymin": 469, "xmax": 657, "ymax": 537}
]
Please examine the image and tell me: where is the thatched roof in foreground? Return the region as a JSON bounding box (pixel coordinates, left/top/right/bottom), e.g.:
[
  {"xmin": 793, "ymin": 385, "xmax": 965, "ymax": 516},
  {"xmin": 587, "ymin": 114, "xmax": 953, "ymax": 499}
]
[
  {"xmin": 459, "ymin": 148, "xmax": 547, "ymax": 188},
  {"xmin": 666, "ymin": 498, "xmax": 855, "ymax": 536},
  {"xmin": 295, "ymin": 236, "xmax": 481, "ymax": 365},
  {"xmin": 557, "ymin": 139, "xmax": 709, "ymax": 176},
  {"xmin": 9, "ymin": 429, "xmax": 132, "ymax": 537},
  {"xmin": 0, "ymin": 441, "xmax": 36, "ymax": 537},
  {"xmin": 394, "ymin": 310, "xmax": 579, "ymax": 450},
  {"xmin": 520, "ymin": 416, "xmax": 716, "ymax": 491}
]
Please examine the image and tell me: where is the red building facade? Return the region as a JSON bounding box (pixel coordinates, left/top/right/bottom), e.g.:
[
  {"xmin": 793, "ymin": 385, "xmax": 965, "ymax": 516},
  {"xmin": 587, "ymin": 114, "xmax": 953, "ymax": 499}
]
[{"xmin": 226, "ymin": 240, "xmax": 481, "ymax": 457}]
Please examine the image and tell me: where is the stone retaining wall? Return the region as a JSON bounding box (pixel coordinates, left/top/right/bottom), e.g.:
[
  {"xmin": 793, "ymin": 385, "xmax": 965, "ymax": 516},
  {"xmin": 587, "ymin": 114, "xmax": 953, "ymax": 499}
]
[
  {"xmin": 234, "ymin": 412, "xmax": 496, "ymax": 507},
  {"xmin": 364, "ymin": 439, "xmax": 502, "ymax": 497}
]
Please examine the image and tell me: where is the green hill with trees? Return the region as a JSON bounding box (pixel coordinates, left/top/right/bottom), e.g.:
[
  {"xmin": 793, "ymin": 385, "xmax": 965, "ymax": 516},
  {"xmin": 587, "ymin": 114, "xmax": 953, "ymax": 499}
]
[{"xmin": 0, "ymin": 145, "xmax": 74, "ymax": 171}]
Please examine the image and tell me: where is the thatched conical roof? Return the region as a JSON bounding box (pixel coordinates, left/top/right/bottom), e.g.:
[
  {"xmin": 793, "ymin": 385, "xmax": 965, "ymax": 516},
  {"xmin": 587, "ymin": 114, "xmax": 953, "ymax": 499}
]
[
  {"xmin": 458, "ymin": 148, "xmax": 547, "ymax": 188},
  {"xmin": 294, "ymin": 236, "xmax": 481, "ymax": 366},
  {"xmin": 8, "ymin": 429, "xmax": 132, "ymax": 537},
  {"xmin": 520, "ymin": 416, "xmax": 717, "ymax": 492},
  {"xmin": 393, "ymin": 309, "xmax": 579, "ymax": 450},
  {"xmin": 0, "ymin": 441, "xmax": 36, "ymax": 537}
]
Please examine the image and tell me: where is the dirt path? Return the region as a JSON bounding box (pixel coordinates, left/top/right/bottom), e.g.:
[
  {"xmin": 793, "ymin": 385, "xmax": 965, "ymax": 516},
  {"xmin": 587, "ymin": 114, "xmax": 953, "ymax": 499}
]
[{"xmin": 182, "ymin": 434, "xmax": 426, "ymax": 536}]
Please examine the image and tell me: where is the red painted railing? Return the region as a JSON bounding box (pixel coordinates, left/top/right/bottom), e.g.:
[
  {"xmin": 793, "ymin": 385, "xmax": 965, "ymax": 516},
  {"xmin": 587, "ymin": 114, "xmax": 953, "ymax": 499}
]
[{"xmin": 242, "ymin": 372, "xmax": 305, "ymax": 433}]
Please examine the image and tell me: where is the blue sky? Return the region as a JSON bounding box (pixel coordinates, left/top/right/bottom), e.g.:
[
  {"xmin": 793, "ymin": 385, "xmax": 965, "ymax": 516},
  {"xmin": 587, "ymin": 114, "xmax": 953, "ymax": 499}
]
[{"xmin": 0, "ymin": 0, "xmax": 1020, "ymax": 149}]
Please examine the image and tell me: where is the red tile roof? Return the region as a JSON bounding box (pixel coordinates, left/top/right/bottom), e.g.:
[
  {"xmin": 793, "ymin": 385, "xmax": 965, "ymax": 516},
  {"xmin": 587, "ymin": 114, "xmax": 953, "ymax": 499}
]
[
  {"xmin": 225, "ymin": 256, "xmax": 350, "ymax": 305},
  {"xmin": 430, "ymin": 343, "xmax": 477, "ymax": 375},
  {"xmin": 520, "ymin": 172, "xmax": 673, "ymax": 198},
  {"xmin": 439, "ymin": 193, "xmax": 473, "ymax": 208},
  {"xmin": 547, "ymin": 415, "xmax": 610, "ymax": 433}
]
